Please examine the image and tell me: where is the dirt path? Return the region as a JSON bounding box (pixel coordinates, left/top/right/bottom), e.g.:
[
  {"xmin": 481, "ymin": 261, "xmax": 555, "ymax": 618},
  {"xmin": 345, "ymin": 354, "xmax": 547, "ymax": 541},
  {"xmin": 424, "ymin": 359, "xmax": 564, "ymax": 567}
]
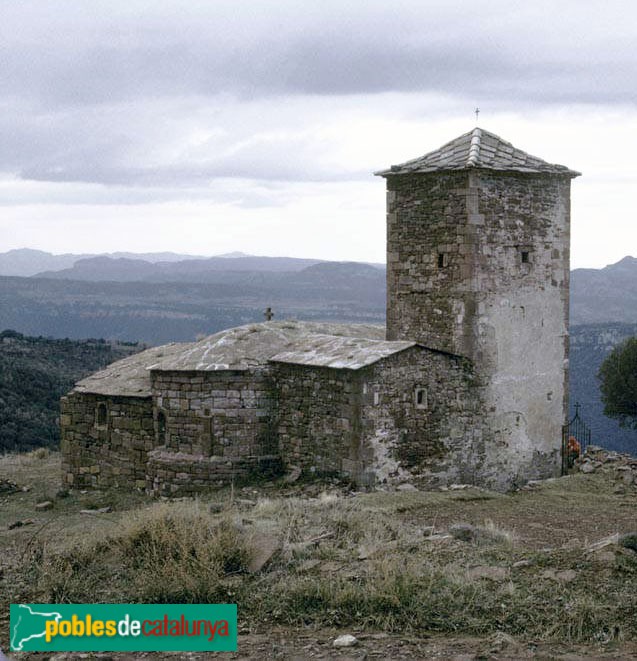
[{"xmin": 10, "ymin": 629, "xmax": 637, "ymax": 660}]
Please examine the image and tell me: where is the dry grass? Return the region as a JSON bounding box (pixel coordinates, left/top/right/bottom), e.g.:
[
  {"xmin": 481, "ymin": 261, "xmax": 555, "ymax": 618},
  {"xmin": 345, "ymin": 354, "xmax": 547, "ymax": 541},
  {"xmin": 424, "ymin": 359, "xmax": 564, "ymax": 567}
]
[
  {"xmin": 38, "ymin": 500, "xmax": 252, "ymax": 604},
  {"xmin": 1, "ymin": 454, "xmax": 637, "ymax": 646}
]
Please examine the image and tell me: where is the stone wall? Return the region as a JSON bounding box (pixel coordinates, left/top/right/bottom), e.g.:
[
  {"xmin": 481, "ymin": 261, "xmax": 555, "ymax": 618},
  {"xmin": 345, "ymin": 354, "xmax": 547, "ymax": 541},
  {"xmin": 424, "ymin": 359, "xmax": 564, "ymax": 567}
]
[
  {"xmin": 385, "ymin": 169, "xmax": 572, "ymax": 488},
  {"xmin": 60, "ymin": 392, "xmax": 154, "ymax": 489},
  {"xmin": 147, "ymin": 368, "xmax": 280, "ymax": 494},
  {"xmin": 146, "ymin": 449, "xmax": 281, "ymax": 496},
  {"xmin": 151, "ymin": 369, "xmax": 276, "ymax": 457},
  {"xmin": 358, "ymin": 346, "xmax": 484, "ymax": 487},
  {"xmin": 386, "ymin": 171, "xmax": 569, "ymax": 359},
  {"xmin": 273, "ymin": 363, "xmax": 360, "ymax": 476},
  {"xmin": 474, "ymin": 171, "xmax": 570, "ymax": 487},
  {"xmin": 273, "ymin": 347, "xmax": 486, "ymax": 488},
  {"xmin": 386, "ymin": 170, "xmax": 471, "ymax": 355}
]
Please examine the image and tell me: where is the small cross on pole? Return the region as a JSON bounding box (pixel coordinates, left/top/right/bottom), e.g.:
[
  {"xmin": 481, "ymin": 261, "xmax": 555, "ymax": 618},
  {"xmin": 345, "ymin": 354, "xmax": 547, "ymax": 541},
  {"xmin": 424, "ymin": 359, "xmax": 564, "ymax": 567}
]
[
  {"xmin": 264, "ymin": 306, "xmax": 274, "ymax": 321},
  {"xmin": 474, "ymin": 107, "xmax": 480, "ymax": 123}
]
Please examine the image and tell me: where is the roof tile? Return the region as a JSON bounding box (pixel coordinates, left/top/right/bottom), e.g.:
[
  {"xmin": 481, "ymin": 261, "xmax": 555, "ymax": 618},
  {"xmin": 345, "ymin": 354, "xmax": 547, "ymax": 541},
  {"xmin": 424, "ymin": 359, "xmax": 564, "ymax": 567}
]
[{"xmin": 375, "ymin": 128, "xmax": 580, "ymax": 177}]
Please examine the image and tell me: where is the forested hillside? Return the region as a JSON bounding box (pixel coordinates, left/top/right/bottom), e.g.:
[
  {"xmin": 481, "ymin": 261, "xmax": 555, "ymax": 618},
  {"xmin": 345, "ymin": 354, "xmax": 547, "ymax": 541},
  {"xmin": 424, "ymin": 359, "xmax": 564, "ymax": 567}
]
[{"xmin": 0, "ymin": 331, "xmax": 141, "ymax": 452}]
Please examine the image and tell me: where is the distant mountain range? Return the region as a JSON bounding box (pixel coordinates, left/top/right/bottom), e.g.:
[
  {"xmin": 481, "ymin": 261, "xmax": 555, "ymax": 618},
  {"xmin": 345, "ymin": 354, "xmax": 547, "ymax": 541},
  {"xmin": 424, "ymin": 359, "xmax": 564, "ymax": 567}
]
[
  {"xmin": 0, "ymin": 261, "xmax": 386, "ymax": 345},
  {"xmin": 0, "ymin": 248, "xmax": 241, "ymax": 277},
  {"xmin": 2, "ymin": 248, "xmax": 636, "ymax": 326},
  {"xmin": 571, "ymin": 256, "xmax": 637, "ymax": 324},
  {"xmin": 1, "ymin": 249, "xmax": 636, "ymax": 324},
  {"xmin": 1, "ymin": 248, "xmax": 386, "ymax": 280},
  {"xmin": 34, "ymin": 255, "xmax": 341, "ymax": 281}
]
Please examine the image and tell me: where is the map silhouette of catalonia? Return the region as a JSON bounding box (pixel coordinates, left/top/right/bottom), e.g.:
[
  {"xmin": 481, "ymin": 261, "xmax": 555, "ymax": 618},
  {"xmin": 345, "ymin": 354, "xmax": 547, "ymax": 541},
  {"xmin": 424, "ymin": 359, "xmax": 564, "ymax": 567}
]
[{"xmin": 11, "ymin": 605, "xmax": 62, "ymax": 651}]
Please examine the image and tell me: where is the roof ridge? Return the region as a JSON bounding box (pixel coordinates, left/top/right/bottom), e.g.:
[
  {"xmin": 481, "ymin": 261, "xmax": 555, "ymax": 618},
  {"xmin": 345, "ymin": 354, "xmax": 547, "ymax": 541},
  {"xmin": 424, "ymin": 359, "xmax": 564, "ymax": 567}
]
[{"xmin": 467, "ymin": 127, "xmax": 482, "ymax": 167}]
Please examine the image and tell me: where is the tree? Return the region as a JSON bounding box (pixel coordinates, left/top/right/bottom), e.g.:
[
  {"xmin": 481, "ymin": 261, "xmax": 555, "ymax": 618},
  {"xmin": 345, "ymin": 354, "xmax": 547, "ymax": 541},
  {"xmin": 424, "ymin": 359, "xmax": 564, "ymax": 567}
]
[{"xmin": 598, "ymin": 336, "xmax": 637, "ymax": 429}]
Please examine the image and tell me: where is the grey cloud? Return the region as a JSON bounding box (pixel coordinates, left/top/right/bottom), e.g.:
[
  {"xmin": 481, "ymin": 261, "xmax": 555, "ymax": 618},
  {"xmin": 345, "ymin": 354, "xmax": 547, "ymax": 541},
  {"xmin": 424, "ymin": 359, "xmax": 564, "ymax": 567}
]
[
  {"xmin": 0, "ymin": 93, "xmax": 370, "ymax": 187},
  {"xmin": 18, "ymin": 162, "xmax": 364, "ymax": 187},
  {"xmin": 0, "ymin": 177, "xmax": 291, "ymax": 208},
  {"xmin": 1, "ymin": 0, "xmax": 637, "ymax": 191},
  {"xmin": 12, "ymin": 123, "xmax": 368, "ymax": 186},
  {"xmin": 1, "ymin": 1, "xmax": 636, "ymax": 106}
]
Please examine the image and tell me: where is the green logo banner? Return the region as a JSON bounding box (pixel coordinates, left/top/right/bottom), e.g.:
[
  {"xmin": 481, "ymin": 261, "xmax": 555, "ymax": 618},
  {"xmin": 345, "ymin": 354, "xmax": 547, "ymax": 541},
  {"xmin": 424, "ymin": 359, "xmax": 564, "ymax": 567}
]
[{"xmin": 10, "ymin": 604, "xmax": 237, "ymax": 652}]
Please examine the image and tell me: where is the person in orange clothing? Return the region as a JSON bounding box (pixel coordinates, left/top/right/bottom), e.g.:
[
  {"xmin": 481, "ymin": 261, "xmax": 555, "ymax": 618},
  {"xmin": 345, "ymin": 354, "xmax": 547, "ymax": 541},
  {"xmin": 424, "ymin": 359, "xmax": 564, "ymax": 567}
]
[{"xmin": 566, "ymin": 435, "xmax": 581, "ymax": 467}]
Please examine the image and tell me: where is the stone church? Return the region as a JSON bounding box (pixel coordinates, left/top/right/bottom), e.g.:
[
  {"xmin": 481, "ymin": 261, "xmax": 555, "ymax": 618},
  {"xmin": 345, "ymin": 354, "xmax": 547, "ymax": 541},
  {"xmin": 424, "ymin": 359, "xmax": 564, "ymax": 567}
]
[{"xmin": 60, "ymin": 128, "xmax": 579, "ymax": 494}]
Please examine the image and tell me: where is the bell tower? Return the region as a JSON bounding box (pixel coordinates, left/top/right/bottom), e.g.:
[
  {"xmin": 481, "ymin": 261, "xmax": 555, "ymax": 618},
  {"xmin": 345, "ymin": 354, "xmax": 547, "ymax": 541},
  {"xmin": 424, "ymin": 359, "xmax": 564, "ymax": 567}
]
[{"xmin": 376, "ymin": 128, "xmax": 580, "ymax": 487}]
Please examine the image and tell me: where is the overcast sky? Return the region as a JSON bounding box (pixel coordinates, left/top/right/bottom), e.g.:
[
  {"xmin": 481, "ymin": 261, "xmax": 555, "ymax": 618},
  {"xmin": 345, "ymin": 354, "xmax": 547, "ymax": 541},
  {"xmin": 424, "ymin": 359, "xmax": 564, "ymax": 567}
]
[{"xmin": 1, "ymin": 0, "xmax": 636, "ymax": 268}]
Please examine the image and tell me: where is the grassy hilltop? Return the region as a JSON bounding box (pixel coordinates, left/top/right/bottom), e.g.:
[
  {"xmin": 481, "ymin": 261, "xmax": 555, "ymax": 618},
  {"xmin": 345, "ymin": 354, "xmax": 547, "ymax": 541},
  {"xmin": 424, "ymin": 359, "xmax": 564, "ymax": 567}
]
[{"xmin": 1, "ymin": 451, "xmax": 637, "ymax": 659}]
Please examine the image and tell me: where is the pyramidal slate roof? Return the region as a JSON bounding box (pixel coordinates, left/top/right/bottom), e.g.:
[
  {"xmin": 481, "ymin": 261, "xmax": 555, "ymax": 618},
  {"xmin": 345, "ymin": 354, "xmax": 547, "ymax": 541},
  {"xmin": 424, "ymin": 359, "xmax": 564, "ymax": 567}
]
[{"xmin": 375, "ymin": 127, "xmax": 580, "ymax": 177}]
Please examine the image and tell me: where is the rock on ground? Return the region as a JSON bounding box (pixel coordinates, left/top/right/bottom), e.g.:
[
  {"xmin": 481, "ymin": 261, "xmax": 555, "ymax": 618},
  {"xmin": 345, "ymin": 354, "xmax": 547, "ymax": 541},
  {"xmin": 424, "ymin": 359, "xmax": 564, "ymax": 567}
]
[{"xmin": 333, "ymin": 634, "xmax": 359, "ymax": 648}]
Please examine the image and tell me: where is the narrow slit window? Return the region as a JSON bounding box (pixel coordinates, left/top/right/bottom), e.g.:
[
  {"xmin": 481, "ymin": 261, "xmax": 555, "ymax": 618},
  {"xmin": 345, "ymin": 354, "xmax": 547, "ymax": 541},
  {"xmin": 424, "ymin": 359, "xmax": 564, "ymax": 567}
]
[
  {"xmin": 96, "ymin": 402, "xmax": 108, "ymax": 426},
  {"xmin": 521, "ymin": 251, "xmax": 530, "ymax": 264},
  {"xmin": 438, "ymin": 253, "xmax": 446, "ymax": 268},
  {"xmin": 157, "ymin": 410, "xmax": 166, "ymax": 443},
  {"xmin": 415, "ymin": 387, "xmax": 428, "ymax": 409}
]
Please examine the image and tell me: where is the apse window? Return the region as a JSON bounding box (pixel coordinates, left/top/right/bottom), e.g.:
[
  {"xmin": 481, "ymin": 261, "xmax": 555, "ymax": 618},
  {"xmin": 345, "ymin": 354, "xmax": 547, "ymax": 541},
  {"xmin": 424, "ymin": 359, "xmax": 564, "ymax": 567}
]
[
  {"xmin": 414, "ymin": 387, "xmax": 428, "ymax": 409},
  {"xmin": 157, "ymin": 410, "xmax": 167, "ymax": 444},
  {"xmin": 96, "ymin": 402, "xmax": 108, "ymax": 427}
]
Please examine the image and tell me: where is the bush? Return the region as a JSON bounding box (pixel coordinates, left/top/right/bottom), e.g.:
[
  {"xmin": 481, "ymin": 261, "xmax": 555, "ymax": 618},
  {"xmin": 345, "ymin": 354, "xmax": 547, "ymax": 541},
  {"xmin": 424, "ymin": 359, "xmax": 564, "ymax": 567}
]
[{"xmin": 598, "ymin": 336, "xmax": 637, "ymax": 429}]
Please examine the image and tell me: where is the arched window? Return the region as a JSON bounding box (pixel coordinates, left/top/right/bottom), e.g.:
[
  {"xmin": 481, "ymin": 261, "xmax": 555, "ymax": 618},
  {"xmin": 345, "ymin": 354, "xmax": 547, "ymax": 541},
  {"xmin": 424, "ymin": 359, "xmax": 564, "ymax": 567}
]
[{"xmin": 96, "ymin": 402, "xmax": 108, "ymax": 427}]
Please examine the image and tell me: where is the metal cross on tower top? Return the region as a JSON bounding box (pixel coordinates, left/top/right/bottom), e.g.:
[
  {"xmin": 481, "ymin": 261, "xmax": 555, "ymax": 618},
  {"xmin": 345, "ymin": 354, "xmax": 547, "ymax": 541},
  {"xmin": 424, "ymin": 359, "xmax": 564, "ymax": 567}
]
[
  {"xmin": 264, "ymin": 307, "xmax": 274, "ymax": 321},
  {"xmin": 474, "ymin": 107, "xmax": 480, "ymax": 122}
]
